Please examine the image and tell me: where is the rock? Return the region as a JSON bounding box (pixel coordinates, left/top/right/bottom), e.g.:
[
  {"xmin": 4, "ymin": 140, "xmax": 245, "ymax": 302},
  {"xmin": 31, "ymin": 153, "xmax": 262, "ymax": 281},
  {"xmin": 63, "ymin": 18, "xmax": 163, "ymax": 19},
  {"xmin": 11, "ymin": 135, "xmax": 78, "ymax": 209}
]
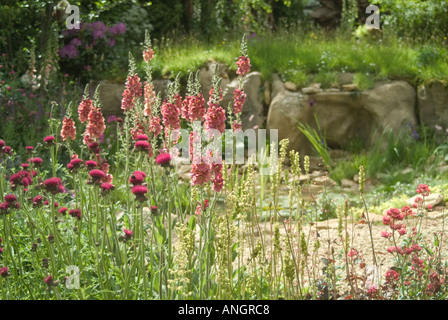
[
  {"xmin": 337, "ymin": 72, "xmax": 355, "ymax": 85},
  {"xmin": 264, "ymin": 80, "xmax": 271, "ymax": 106},
  {"xmin": 90, "ymin": 80, "xmax": 125, "ymax": 117},
  {"xmin": 313, "ymin": 176, "xmax": 337, "ymax": 186},
  {"xmin": 267, "ymin": 80, "xmax": 417, "ymax": 154},
  {"xmin": 266, "ymin": 89, "xmax": 314, "ymax": 155},
  {"xmin": 342, "ymin": 84, "xmax": 358, "ymax": 91},
  {"xmin": 91, "ymin": 79, "xmax": 171, "ymax": 117},
  {"xmin": 331, "ymin": 83, "xmax": 341, "ymax": 89},
  {"xmin": 326, "ymin": 88, "xmax": 340, "ymax": 92},
  {"xmin": 341, "ymin": 179, "xmax": 356, "ymax": 188},
  {"xmin": 309, "ymin": 171, "xmax": 326, "ymax": 179},
  {"xmin": 418, "ymin": 81, "xmax": 448, "ymax": 128},
  {"xmin": 439, "ymin": 165, "xmax": 448, "ymax": 174},
  {"xmin": 153, "ymin": 79, "xmax": 172, "ymax": 99},
  {"xmin": 363, "ymin": 81, "xmax": 417, "ymax": 136},
  {"xmin": 284, "ymin": 81, "xmax": 298, "ymax": 91},
  {"xmin": 406, "ymin": 193, "xmax": 444, "ymax": 208},
  {"xmin": 301, "ymin": 184, "xmax": 323, "ymax": 195},
  {"xmin": 271, "ymin": 73, "xmax": 285, "ymax": 99},
  {"xmin": 315, "ymin": 218, "xmax": 339, "ymax": 230},
  {"xmin": 302, "ymin": 83, "xmax": 322, "ymax": 94},
  {"xmin": 222, "ymin": 72, "xmax": 265, "ymax": 130},
  {"xmin": 401, "ymin": 167, "xmax": 413, "ymax": 175},
  {"xmin": 199, "ymin": 61, "xmax": 231, "ymax": 102}
]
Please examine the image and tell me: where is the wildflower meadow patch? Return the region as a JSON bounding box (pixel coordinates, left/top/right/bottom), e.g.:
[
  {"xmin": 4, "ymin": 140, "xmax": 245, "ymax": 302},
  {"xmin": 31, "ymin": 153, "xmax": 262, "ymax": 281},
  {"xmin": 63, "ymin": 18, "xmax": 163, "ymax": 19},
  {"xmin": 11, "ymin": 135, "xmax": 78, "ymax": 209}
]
[{"xmin": 1, "ymin": 28, "xmax": 448, "ymax": 304}]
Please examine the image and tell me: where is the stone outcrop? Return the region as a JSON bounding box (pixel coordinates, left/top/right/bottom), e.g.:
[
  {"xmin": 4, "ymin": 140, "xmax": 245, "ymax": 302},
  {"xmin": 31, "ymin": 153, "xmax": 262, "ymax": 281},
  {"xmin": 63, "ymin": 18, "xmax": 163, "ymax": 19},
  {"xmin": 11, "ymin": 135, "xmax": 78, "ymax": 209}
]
[
  {"xmin": 90, "ymin": 79, "xmax": 171, "ymax": 117},
  {"xmin": 418, "ymin": 81, "xmax": 448, "ymax": 128},
  {"xmin": 267, "ymin": 80, "xmax": 417, "ymax": 155},
  {"xmin": 222, "ymin": 72, "xmax": 265, "ymax": 130}
]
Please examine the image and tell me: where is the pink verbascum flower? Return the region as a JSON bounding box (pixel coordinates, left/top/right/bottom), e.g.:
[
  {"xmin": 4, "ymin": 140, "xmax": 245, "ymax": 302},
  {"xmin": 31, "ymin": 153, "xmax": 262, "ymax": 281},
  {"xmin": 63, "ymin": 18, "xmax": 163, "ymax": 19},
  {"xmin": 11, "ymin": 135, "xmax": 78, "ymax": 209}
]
[
  {"xmin": 204, "ymin": 105, "xmax": 226, "ymax": 134},
  {"xmin": 161, "ymin": 100, "xmax": 181, "ymax": 130},
  {"xmin": 121, "ymin": 88, "xmax": 134, "ymax": 111},
  {"xmin": 126, "ymin": 74, "xmax": 142, "ymax": 98},
  {"xmin": 149, "ymin": 116, "xmax": 163, "ymax": 136},
  {"xmin": 233, "ymin": 88, "xmax": 246, "ymax": 114},
  {"xmin": 143, "ymin": 48, "xmax": 154, "ymax": 63},
  {"xmin": 78, "ymin": 98, "xmax": 93, "ymax": 123},
  {"xmin": 143, "ymin": 82, "xmax": 156, "ymax": 116},
  {"xmin": 86, "ymin": 107, "xmax": 106, "ymax": 139},
  {"xmin": 182, "ymin": 94, "xmax": 206, "ymax": 122},
  {"xmin": 61, "ymin": 117, "xmax": 76, "ymax": 141},
  {"xmin": 191, "ymin": 161, "xmax": 212, "ymax": 186},
  {"xmin": 236, "ymin": 55, "xmax": 251, "ymax": 76}
]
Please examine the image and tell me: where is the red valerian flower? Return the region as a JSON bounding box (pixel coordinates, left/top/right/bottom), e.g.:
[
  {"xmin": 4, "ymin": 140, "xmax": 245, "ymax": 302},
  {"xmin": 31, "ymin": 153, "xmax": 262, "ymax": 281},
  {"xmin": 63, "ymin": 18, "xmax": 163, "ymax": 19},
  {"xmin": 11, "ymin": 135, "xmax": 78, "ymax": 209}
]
[
  {"xmin": 385, "ymin": 269, "xmax": 400, "ymax": 283},
  {"xmin": 416, "ymin": 184, "xmax": 430, "ymax": 197}
]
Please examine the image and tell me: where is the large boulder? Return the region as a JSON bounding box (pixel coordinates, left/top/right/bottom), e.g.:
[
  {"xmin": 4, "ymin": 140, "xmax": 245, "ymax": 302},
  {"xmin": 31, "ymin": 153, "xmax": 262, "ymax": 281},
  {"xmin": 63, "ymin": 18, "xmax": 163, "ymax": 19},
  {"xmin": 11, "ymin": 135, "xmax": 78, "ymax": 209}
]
[
  {"xmin": 266, "ymin": 85, "xmax": 314, "ymax": 155},
  {"xmin": 362, "ymin": 81, "xmax": 417, "ymax": 134},
  {"xmin": 222, "ymin": 72, "xmax": 265, "ymax": 130},
  {"xmin": 199, "ymin": 61, "xmax": 232, "ymax": 102},
  {"xmin": 418, "ymin": 81, "xmax": 448, "ymax": 128},
  {"xmin": 267, "ymin": 80, "xmax": 417, "ymax": 155},
  {"xmin": 90, "ymin": 79, "xmax": 171, "ymax": 117}
]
